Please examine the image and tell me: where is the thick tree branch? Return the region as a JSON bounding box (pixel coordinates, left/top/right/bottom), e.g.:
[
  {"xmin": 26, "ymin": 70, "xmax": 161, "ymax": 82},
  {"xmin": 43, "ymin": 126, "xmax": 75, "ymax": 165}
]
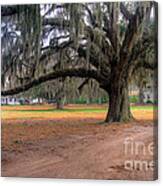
[
  {"xmin": 78, "ymin": 78, "xmax": 90, "ymax": 94},
  {"xmin": 1, "ymin": 6, "xmax": 20, "ymax": 16},
  {"xmin": 103, "ymin": 15, "xmax": 116, "ymax": 52},
  {"xmin": 1, "ymin": 5, "xmax": 66, "ymax": 17},
  {"xmin": 40, "ymin": 39, "xmax": 73, "ymax": 61},
  {"xmin": 1, "ymin": 68, "xmax": 102, "ymax": 96},
  {"xmin": 42, "ymin": 18, "xmax": 69, "ymax": 27},
  {"xmin": 82, "ymin": 4, "xmax": 96, "ymax": 27},
  {"xmin": 119, "ymin": 2, "xmax": 152, "ymax": 71},
  {"xmin": 120, "ymin": 3, "xmax": 131, "ymax": 20},
  {"xmin": 2, "ymin": 6, "xmax": 70, "ymax": 29},
  {"xmin": 120, "ymin": 2, "xmax": 152, "ymax": 56}
]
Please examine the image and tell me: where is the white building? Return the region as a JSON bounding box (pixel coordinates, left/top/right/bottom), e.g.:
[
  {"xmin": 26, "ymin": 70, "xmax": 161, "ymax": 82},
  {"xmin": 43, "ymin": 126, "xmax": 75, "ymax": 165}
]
[
  {"xmin": 31, "ymin": 98, "xmax": 43, "ymax": 104},
  {"xmin": 142, "ymin": 83, "xmax": 156, "ymax": 103},
  {"xmin": 1, "ymin": 97, "xmax": 21, "ymax": 105}
]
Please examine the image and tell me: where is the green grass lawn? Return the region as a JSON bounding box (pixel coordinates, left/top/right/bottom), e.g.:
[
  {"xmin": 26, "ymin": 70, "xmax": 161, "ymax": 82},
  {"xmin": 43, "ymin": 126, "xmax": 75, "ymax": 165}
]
[
  {"xmin": 2, "ymin": 104, "xmax": 157, "ymax": 121},
  {"xmin": 2, "ymin": 104, "xmax": 157, "ymax": 113}
]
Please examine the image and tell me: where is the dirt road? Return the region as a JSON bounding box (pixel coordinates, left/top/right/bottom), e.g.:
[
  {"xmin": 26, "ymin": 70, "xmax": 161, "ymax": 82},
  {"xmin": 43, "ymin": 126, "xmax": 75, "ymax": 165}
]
[{"xmin": 1, "ymin": 120, "xmax": 157, "ymax": 180}]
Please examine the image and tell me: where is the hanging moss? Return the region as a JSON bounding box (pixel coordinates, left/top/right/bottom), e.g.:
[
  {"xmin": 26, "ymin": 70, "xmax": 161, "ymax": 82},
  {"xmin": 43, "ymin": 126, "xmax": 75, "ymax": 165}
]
[
  {"xmin": 95, "ymin": 3, "xmax": 103, "ymax": 28},
  {"xmin": 68, "ymin": 4, "xmax": 84, "ymax": 49},
  {"xmin": 17, "ymin": 5, "xmax": 42, "ymax": 79}
]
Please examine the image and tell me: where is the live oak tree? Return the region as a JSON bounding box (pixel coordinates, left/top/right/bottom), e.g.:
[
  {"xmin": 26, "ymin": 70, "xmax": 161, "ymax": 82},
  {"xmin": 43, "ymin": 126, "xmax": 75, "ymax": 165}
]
[{"xmin": 1, "ymin": 2, "xmax": 157, "ymax": 123}]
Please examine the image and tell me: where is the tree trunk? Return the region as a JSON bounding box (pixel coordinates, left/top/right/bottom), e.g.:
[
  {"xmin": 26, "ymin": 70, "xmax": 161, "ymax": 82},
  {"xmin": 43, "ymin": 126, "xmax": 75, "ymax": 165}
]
[
  {"xmin": 56, "ymin": 97, "xmax": 63, "ymax": 109},
  {"xmin": 105, "ymin": 81, "xmax": 133, "ymax": 123},
  {"xmin": 139, "ymin": 85, "xmax": 144, "ymax": 104},
  {"xmin": 55, "ymin": 83, "xmax": 64, "ymax": 109}
]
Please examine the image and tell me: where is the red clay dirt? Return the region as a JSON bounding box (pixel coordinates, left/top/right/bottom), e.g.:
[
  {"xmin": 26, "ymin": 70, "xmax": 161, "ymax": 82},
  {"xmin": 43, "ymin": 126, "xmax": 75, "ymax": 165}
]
[{"xmin": 1, "ymin": 105, "xmax": 157, "ymax": 180}]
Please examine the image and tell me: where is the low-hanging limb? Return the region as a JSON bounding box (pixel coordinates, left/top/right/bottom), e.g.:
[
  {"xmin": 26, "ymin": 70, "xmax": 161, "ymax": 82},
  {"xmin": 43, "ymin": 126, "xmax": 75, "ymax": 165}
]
[
  {"xmin": 1, "ymin": 68, "xmax": 102, "ymax": 96},
  {"xmin": 78, "ymin": 78, "xmax": 90, "ymax": 94}
]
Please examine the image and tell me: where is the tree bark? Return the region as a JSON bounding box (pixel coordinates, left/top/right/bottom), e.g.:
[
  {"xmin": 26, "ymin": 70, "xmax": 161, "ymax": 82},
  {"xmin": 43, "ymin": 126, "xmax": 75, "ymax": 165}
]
[
  {"xmin": 105, "ymin": 80, "xmax": 133, "ymax": 123},
  {"xmin": 56, "ymin": 99, "xmax": 63, "ymax": 109},
  {"xmin": 56, "ymin": 90, "xmax": 64, "ymax": 110},
  {"xmin": 139, "ymin": 86, "xmax": 144, "ymax": 104}
]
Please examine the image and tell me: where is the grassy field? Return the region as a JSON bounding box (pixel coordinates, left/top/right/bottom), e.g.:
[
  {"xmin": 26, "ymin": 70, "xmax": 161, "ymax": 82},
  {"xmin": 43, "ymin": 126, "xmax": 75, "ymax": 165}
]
[{"xmin": 1, "ymin": 104, "xmax": 156, "ymax": 121}]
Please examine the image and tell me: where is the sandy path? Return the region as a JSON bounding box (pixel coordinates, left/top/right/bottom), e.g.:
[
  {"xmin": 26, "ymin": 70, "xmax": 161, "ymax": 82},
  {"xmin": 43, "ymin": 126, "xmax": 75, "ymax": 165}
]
[{"xmin": 2, "ymin": 121, "xmax": 157, "ymax": 180}]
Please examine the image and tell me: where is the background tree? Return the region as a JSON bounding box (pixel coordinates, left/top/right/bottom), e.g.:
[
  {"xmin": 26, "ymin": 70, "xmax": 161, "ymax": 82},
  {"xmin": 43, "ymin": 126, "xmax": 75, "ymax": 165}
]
[
  {"xmin": 1, "ymin": 2, "xmax": 157, "ymax": 123},
  {"xmin": 22, "ymin": 77, "xmax": 108, "ymax": 107}
]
